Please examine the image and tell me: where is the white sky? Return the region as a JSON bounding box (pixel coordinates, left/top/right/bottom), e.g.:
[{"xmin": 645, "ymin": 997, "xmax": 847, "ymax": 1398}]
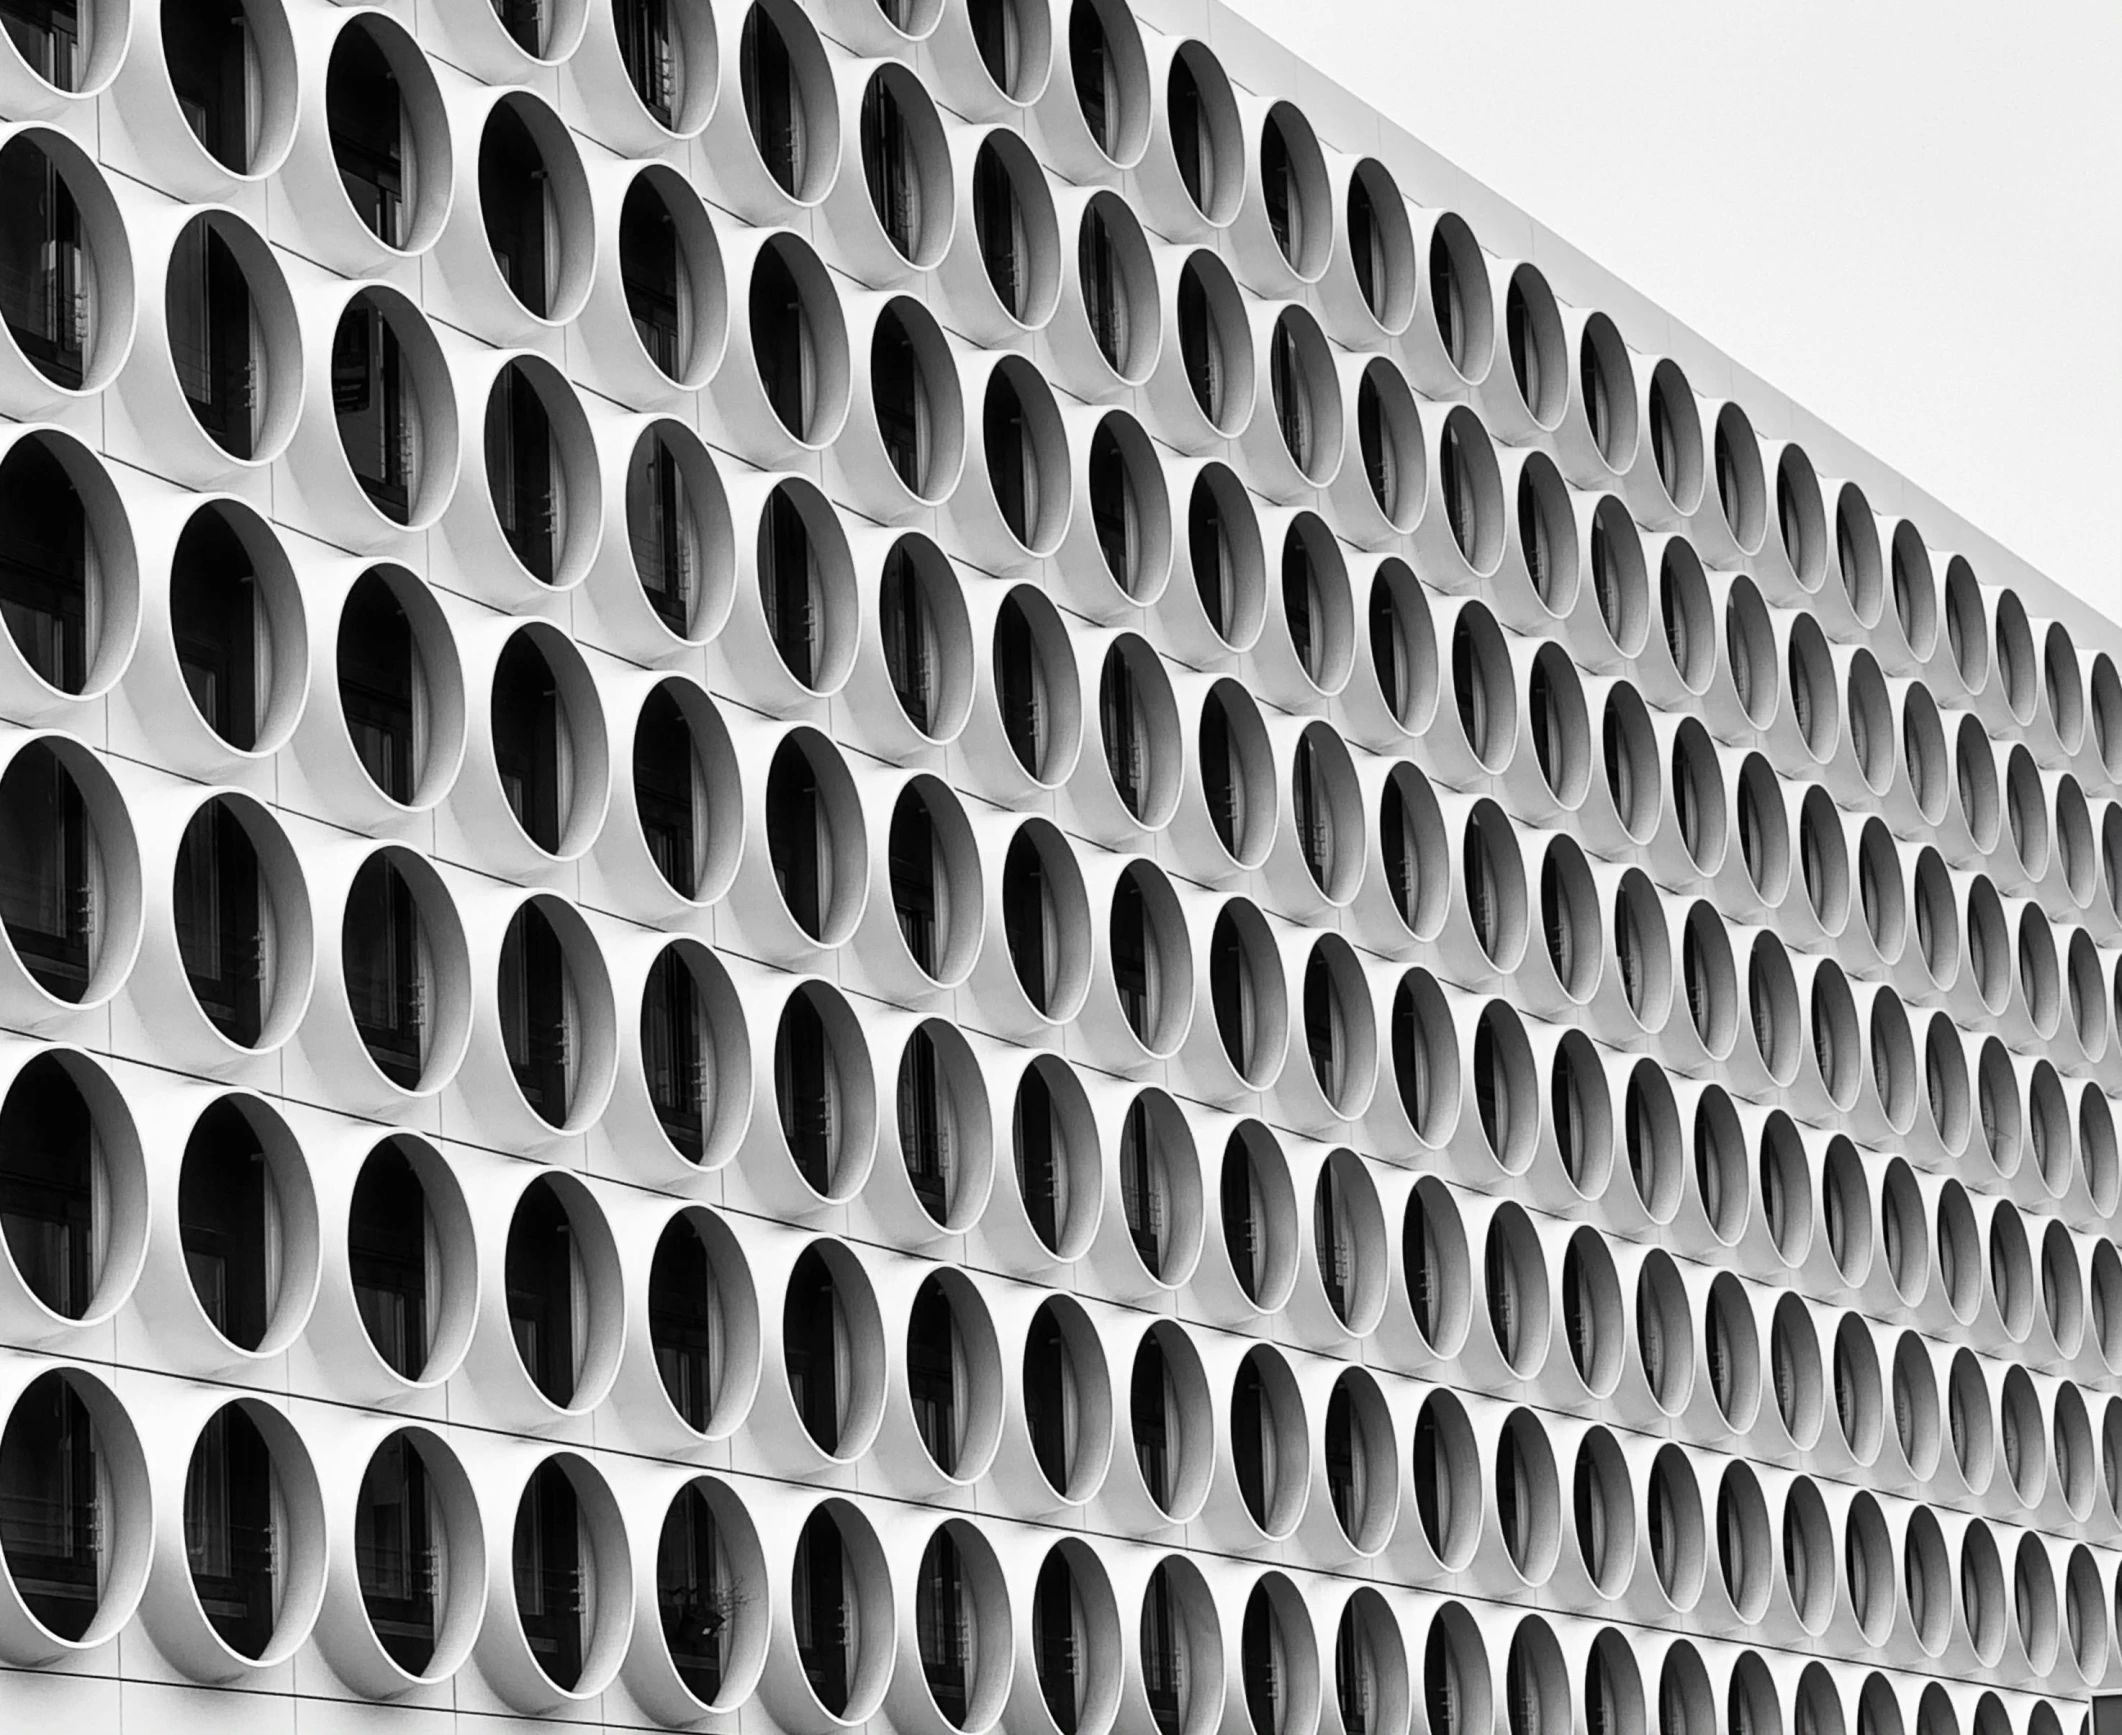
[{"xmin": 1217, "ymin": 0, "xmax": 2122, "ymax": 619}]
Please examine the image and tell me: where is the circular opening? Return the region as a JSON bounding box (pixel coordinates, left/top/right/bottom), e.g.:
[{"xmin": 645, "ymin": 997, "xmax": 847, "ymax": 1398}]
[
  {"xmin": 1230, "ymin": 1346, "xmax": 1306, "ymax": 1538},
  {"xmin": 1561, "ymin": 1227, "xmax": 1623, "ymax": 1395},
  {"xmin": 325, "ymin": 16, "xmax": 451, "ymax": 254},
  {"xmin": 1734, "ymin": 753, "xmax": 1788, "ymax": 903},
  {"xmin": 1890, "ymin": 523, "xmax": 1940, "ymax": 660},
  {"xmin": 1129, "ymin": 1320, "xmax": 1209, "ymax": 1520},
  {"xmin": 893, "ymin": 1019, "xmax": 990, "ymax": 1230},
  {"xmin": 0, "ymin": 134, "xmax": 127, "ymax": 392},
  {"xmin": 0, "ymin": 1053, "xmax": 147, "ymax": 1327},
  {"xmin": 652, "ymin": 1475, "xmax": 767, "ymax": 1713},
  {"xmin": 1890, "ymin": 1330, "xmax": 1940, "ymax": 1477},
  {"xmin": 1833, "ymin": 1312, "xmax": 1884, "ymax": 1461},
  {"xmin": 1277, "ymin": 513, "xmax": 1354, "ymax": 697},
  {"xmin": 488, "ymin": 626, "xmax": 608, "ymax": 858},
  {"xmin": 1425, "ymin": 214, "xmax": 1493, "ymax": 381},
  {"xmin": 1000, "ymin": 820, "xmax": 1090, "ymax": 1022},
  {"xmin": 1774, "ymin": 445, "xmax": 1827, "ymax": 588},
  {"xmin": 342, "ymin": 848, "xmax": 468, "ymax": 1096},
  {"xmin": 482, "ymin": 358, "xmax": 593, "ymax": 587},
  {"xmin": 1164, "ymin": 41, "xmax": 1241, "ymax": 226},
  {"xmin": 1945, "ymin": 556, "xmax": 1988, "ymax": 692},
  {"xmin": 1503, "ymin": 265, "xmax": 1565, "ymax": 426},
  {"xmin": 1299, "ymin": 935, "xmax": 1375, "ymax": 1113},
  {"xmin": 1588, "ymin": 497, "xmax": 1648, "ymax": 657},
  {"xmin": 1723, "ymin": 577, "xmax": 1776, "ymax": 726},
  {"xmin": 782, "ymin": 1498, "xmax": 889, "ymax": 1720},
  {"xmin": 1344, "ymin": 158, "xmax": 1415, "ymax": 333},
  {"xmin": 1526, "ymin": 644, "xmax": 1589, "ymax": 809},
  {"xmin": 1646, "ymin": 360, "xmax": 1703, "ymax": 514},
  {"xmin": 632, "ymin": 679, "xmax": 741, "ymax": 907},
  {"xmin": 737, "ymin": 0, "xmax": 838, "ymax": 201},
  {"xmin": 1635, "ymin": 1249, "xmax": 1693, "ymax": 1414},
  {"xmin": 0, "ymin": 1368, "xmax": 149, "ymax": 1648},
  {"xmin": 1364, "ymin": 557, "xmax": 1438, "ymax": 734},
  {"xmin": 1994, "ymin": 589, "xmax": 2037, "ymax": 724},
  {"xmin": 1482, "ymin": 1202, "xmax": 1550, "ymax": 1376},
  {"xmin": 169, "ymin": 502, "xmax": 306, "ymax": 756},
  {"xmin": 1098, "ymin": 636, "xmax": 1182, "ymax": 829},
  {"xmin": 336, "ymin": 563, "xmax": 463, "ymax": 809},
  {"xmin": 1290, "ymin": 722, "xmax": 1362, "ymax": 904},
  {"xmin": 0, "ymin": 740, "xmax": 138, "ymax": 1008},
  {"xmin": 1410, "ymin": 1391, "xmax": 1478, "ymax": 1568},
  {"xmin": 1220, "ymin": 1120, "xmax": 1297, "ymax": 1314},
  {"xmin": 1437, "ymin": 408, "xmax": 1502, "ymax": 572},
  {"xmin": 1267, "ymin": 307, "xmax": 1339, "ymax": 484},
  {"xmin": 1494, "ymin": 1408, "xmax": 1559, "ymax": 1584},
  {"xmin": 1787, "ymin": 612, "xmax": 1838, "ymax": 760},
  {"xmin": 1258, "ymin": 100, "xmax": 1329, "ymax": 278},
  {"xmin": 1601, "ymin": 685, "xmax": 1659, "ymax": 843},
  {"xmin": 1770, "ymin": 1292, "xmax": 1823, "ymax": 1447},
  {"xmin": 477, "ymin": 96, "xmax": 589, "ymax": 320},
  {"xmin": 1198, "ymin": 678, "xmax": 1273, "ymax": 869},
  {"xmin": 993, "ymin": 582, "xmax": 1083, "ymax": 787},
  {"xmin": 646, "ymin": 1207, "xmax": 757, "ymax": 1438},
  {"xmin": 1645, "ymin": 1446, "xmax": 1705, "ymax": 1610},
  {"xmin": 1572, "ymin": 1426, "xmax": 1634, "ymax": 1597},
  {"xmin": 771, "ymin": 983, "xmax": 876, "ymax": 1199},
  {"xmin": 1012, "ymin": 1056, "xmax": 1100, "ymax": 1263},
  {"xmin": 181, "ymin": 1398, "xmax": 320, "ymax": 1662},
  {"xmin": 1323, "ymin": 1371, "xmax": 1394, "ymax": 1553},
  {"xmin": 1375, "ymin": 770, "xmax": 1445, "ymax": 947},
  {"xmin": 886, "ymin": 774, "xmax": 980, "ymax": 985},
  {"xmin": 1473, "ymin": 1000, "xmax": 1538, "ymax": 1177},
  {"xmin": 1208, "ymin": 898, "xmax": 1286, "ymax": 1088},
  {"xmin": 1138, "ymin": 1555, "xmax": 1219, "ymax": 1735},
  {"xmin": 1085, "ymin": 408, "xmax": 1171, "ymax": 602},
  {"xmin": 0, "ymin": 431, "xmax": 134, "ymax": 696},
  {"xmin": 619, "ymin": 167, "xmax": 726, "ymax": 385},
  {"xmin": 173, "ymin": 796, "xmax": 311, "ymax": 1050},
  {"xmin": 503, "ymin": 1173, "xmax": 621, "ymax": 1412},
  {"xmin": 1904, "ymin": 1506, "xmax": 1952, "ymax": 1655},
  {"xmin": 904, "ymin": 1271, "xmax": 1001, "ymax": 1484},
  {"xmin": 1389, "ymin": 967, "xmax": 1459, "ymax": 1145},
  {"xmin": 1067, "ymin": 0, "xmax": 1151, "ymax": 168},
  {"xmin": 496, "ymin": 890, "xmax": 615, "ymax": 1136},
  {"xmin": 163, "ymin": 211, "xmax": 294, "ymax": 462},
  {"xmin": 747, "ymin": 235, "xmax": 849, "ymax": 447},
  {"xmin": 1670, "ymin": 719, "xmax": 1727, "ymax": 875},
  {"xmin": 1622, "ymin": 1058, "xmax": 1682, "ymax": 1219},
  {"xmin": 858, "ymin": 66, "xmax": 951, "ymax": 269},
  {"xmin": 1174, "ymin": 252, "xmax": 1251, "ymax": 436},
  {"xmin": 161, "ymin": 0, "xmax": 295, "ymax": 172},
  {"xmin": 1355, "ymin": 359, "xmax": 1423, "ymax": 531},
  {"xmin": 970, "ymin": 131, "xmax": 1059, "ymax": 329},
  {"xmin": 763, "ymin": 729, "xmax": 865, "ymax": 945},
  {"xmin": 1705, "ymin": 1272, "xmax": 1760, "ymax": 1429},
  {"xmin": 1658, "ymin": 542, "xmax": 1714, "ymax": 695},
  {"xmin": 1403, "ymin": 1179, "xmax": 1469, "ymax": 1357},
  {"xmin": 1578, "ymin": 314, "xmax": 1638, "ymax": 472},
  {"xmin": 329, "ymin": 290, "xmax": 452, "ymax": 528},
  {"xmin": 1022, "ymin": 1294, "xmax": 1112, "ymax": 1502},
  {"xmin": 1681, "ymin": 902, "xmax": 1736, "ymax": 1058},
  {"xmin": 781, "ymin": 1240, "xmax": 884, "ymax": 1460},
  {"xmin": 1715, "ymin": 1461, "xmax": 1773, "ymax": 1624},
  {"xmin": 1115, "ymin": 1087, "xmax": 1201, "ymax": 1285},
  {"xmin": 1711, "ymin": 404, "xmax": 1764, "ymax": 551},
  {"xmin": 1312, "ymin": 1146, "xmax": 1384, "ymax": 1333},
  {"xmin": 1834, "ymin": 484, "xmax": 1884, "ymax": 625}
]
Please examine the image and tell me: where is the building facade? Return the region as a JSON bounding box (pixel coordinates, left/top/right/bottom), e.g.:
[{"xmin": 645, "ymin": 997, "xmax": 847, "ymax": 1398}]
[{"xmin": 0, "ymin": 0, "xmax": 2109, "ymax": 1731}]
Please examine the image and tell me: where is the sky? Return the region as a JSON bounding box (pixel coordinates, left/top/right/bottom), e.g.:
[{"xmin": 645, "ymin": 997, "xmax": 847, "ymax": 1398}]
[{"xmin": 1216, "ymin": 0, "xmax": 2122, "ymax": 620}]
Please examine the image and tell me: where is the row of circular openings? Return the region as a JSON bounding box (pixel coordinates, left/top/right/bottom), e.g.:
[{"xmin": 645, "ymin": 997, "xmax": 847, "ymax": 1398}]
[
  {"xmin": 32, "ymin": 1352, "xmax": 2021, "ymax": 1735},
  {"xmin": 0, "ymin": 119, "xmax": 726, "ymax": 411},
  {"xmin": 7, "ymin": 1355, "xmax": 2118, "ymax": 1730},
  {"xmin": 33, "ymin": 994, "xmax": 2122, "ymax": 1437},
  {"xmin": 1424, "ymin": 1398, "xmax": 2119, "ymax": 1692},
  {"xmin": 16, "ymin": 438, "xmax": 2104, "ymax": 977},
  {"xmin": 30, "ymin": 0, "xmax": 2090, "ymax": 746}
]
